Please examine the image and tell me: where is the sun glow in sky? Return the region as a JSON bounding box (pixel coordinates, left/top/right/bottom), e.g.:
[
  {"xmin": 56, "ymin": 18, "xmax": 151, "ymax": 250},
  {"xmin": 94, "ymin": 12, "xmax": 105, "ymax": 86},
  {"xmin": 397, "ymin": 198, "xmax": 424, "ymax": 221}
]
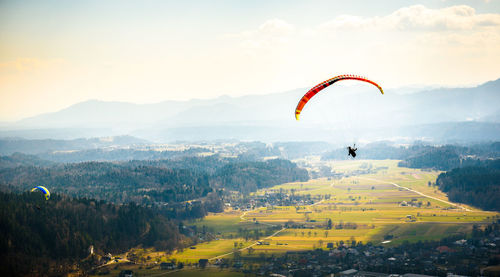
[{"xmin": 1, "ymin": 0, "xmax": 500, "ymax": 121}]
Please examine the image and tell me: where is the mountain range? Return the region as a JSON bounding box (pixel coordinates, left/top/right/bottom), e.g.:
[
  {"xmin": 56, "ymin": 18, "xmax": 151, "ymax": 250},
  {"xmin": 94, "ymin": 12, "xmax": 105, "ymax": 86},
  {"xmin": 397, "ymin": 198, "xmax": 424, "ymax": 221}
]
[{"xmin": 1, "ymin": 78, "xmax": 499, "ymax": 143}]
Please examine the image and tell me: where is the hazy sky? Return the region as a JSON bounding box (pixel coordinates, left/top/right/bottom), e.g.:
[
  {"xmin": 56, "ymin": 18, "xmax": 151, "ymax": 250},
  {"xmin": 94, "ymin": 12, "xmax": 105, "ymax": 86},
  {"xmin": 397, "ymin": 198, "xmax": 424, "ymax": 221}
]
[{"xmin": 1, "ymin": 0, "xmax": 500, "ymax": 121}]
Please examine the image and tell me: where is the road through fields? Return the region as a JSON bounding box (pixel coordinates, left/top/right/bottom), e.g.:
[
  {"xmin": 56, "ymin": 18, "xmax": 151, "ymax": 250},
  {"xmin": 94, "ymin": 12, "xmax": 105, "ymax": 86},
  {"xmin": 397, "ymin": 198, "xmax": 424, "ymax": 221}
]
[
  {"xmin": 357, "ymin": 176, "xmax": 473, "ymax": 212},
  {"xmin": 210, "ymin": 195, "xmax": 330, "ymax": 261}
]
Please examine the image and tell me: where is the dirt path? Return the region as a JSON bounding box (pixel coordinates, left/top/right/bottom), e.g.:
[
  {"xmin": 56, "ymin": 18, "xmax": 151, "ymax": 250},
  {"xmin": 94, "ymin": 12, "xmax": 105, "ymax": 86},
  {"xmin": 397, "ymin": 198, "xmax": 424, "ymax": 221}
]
[
  {"xmin": 144, "ymin": 269, "xmax": 183, "ymax": 276},
  {"xmin": 240, "ymin": 209, "xmax": 275, "ymax": 227},
  {"xmin": 357, "ymin": 176, "xmax": 473, "ymax": 212}
]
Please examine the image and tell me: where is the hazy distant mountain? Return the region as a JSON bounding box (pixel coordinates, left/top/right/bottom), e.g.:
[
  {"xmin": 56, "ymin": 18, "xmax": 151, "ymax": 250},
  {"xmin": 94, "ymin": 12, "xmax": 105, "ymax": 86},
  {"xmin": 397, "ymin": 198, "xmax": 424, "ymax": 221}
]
[
  {"xmin": 0, "ymin": 153, "xmax": 55, "ymax": 168},
  {"xmin": 0, "ymin": 135, "xmax": 148, "ymax": 155},
  {"xmin": 1, "ymin": 78, "xmax": 499, "ymax": 143}
]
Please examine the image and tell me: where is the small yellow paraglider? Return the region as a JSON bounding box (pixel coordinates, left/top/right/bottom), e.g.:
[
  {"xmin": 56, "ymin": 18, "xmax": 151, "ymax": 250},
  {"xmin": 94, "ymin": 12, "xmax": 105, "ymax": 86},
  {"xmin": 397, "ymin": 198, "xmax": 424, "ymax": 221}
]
[{"xmin": 31, "ymin": 186, "xmax": 50, "ymax": 200}]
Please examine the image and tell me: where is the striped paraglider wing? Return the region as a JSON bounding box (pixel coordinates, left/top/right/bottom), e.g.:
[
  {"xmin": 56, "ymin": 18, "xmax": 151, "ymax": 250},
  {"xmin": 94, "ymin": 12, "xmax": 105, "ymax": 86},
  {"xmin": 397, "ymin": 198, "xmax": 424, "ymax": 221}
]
[{"xmin": 295, "ymin": 74, "xmax": 383, "ymax": 120}]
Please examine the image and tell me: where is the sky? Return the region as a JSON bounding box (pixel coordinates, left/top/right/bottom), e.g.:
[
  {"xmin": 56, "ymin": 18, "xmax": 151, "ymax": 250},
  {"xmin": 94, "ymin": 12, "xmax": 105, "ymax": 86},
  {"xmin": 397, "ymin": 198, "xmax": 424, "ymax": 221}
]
[{"xmin": 1, "ymin": 0, "xmax": 500, "ymax": 121}]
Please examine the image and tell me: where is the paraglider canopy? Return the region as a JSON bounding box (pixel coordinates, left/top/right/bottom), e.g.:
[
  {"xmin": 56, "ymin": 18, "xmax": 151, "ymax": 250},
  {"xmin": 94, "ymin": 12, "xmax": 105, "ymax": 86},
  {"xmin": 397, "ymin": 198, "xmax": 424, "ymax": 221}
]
[
  {"xmin": 31, "ymin": 186, "xmax": 50, "ymax": 200},
  {"xmin": 295, "ymin": 74, "xmax": 383, "ymax": 120}
]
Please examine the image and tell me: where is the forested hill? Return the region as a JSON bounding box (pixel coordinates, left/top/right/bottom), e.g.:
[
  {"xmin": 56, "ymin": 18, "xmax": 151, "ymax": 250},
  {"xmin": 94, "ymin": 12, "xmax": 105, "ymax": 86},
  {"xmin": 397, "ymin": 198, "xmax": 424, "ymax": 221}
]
[
  {"xmin": 436, "ymin": 159, "xmax": 500, "ymax": 211},
  {"xmin": 398, "ymin": 145, "xmax": 463, "ymax": 171},
  {"xmin": 0, "ymin": 192, "xmax": 181, "ymax": 277},
  {"xmin": 214, "ymin": 159, "xmax": 309, "ymax": 193},
  {"xmin": 0, "ymin": 155, "xmax": 309, "ymax": 208},
  {"xmin": 0, "ymin": 152, "xmax": 55, "ymax": 168},
  {"xmin": 0, "ymin": 162, "xmax": 213, "ymax": 204}
]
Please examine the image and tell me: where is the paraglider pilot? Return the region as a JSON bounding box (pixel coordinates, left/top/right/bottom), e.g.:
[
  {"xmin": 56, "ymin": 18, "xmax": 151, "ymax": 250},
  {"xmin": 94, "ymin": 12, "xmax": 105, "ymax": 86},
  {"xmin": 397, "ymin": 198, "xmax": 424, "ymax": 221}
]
[{"xmin": 348, "ymin": 144, "xmax": 357, "ymax": 158}]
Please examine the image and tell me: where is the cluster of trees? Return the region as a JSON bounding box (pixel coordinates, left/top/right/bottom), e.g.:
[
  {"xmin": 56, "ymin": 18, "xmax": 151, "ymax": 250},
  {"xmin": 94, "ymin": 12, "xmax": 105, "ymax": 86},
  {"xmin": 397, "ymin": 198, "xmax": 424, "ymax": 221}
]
[
  {"xmin": 0, "ymin": 192, "xmax": 181, "ymax": 276},
  {"xmin": 159, "ymin": 192, "xmax": 224, "ymax": 219},
  {"xmin": 129, "ymin": 155, "xmax": 230, "ymax": 174},
  {"xmin": 398, "ymin": 142, "xmax": 500, "ymax": 170},
  {"xmin": 436, "ymin": 159, "xmax": 500, "ymax": 211},
  {"xmin": 214, "ymin": 159, "xmax": 309, "ymax": 193},
  {"xmin": 398, "ymin": 146, "xmax": 462, "ymax": 170},
  {"xmin": 236, "ymin": 226, "xmax": 281, "ymax": 241},
  {"xmin": 322, "ymin": 141, "xmax": 409, "ymax": 160}
]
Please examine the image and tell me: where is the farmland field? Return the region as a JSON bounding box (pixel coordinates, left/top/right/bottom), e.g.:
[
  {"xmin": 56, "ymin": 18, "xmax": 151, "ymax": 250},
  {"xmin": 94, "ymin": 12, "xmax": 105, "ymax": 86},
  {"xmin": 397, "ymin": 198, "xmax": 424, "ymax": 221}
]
[{"xmin": 173, "ymin": 159, "xmax": 497, "ymax": 261}]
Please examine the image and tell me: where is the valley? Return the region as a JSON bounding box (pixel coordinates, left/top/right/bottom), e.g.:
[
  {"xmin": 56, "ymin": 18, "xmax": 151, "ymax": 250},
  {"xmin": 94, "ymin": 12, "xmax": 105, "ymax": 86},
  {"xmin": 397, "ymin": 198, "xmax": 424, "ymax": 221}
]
[{"xmin": 92, "ymin": 159, "xmax": 498, "ymax": 276}]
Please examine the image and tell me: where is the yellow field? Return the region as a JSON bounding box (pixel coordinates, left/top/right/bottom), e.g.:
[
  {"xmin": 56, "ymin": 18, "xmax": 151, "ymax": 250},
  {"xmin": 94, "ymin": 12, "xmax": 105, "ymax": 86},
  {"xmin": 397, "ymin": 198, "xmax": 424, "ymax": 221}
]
[
  {"xmin": 170, "ymin": 239, "xmax": 254, "ymax": 263},
  {"xmin": 188, "ymin": 210, "xmax": 268, "ymax": 236}
]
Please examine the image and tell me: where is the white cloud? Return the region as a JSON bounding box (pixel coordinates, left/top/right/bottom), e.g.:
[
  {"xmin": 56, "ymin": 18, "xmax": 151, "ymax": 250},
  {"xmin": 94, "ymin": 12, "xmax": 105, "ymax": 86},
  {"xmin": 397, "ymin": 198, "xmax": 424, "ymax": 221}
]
[
  {"xmin": 222, "ymin": 4, "xmax": 500, "ymax": 90},
  {"xmin": 226, "ymin": 4, "xmax": 500, "ymax": 54},
  {"xmin": 257, "ymin": 19, "xmax": 295, "ymax": 36},
  {"xmin": 318, "ymin": 5, "xmax": 500, "ymax": 32},
  {"xmin": 224, "ymin": 18, "xmax": 296, "ymax": 50}
]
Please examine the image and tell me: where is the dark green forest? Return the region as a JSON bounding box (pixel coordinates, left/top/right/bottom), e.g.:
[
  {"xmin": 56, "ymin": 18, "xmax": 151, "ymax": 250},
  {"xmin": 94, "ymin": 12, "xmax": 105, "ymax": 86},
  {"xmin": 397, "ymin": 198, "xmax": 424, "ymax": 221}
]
[
  {"xmin": 0, "ymin": 162, "xmax": 213, "ymax": 204},
  {"xmin": 214, "ymin": 159, "xmax": 309, "ymax": 193},
  {"xmin": 0, "ymin": 154, "xmax": 308, "ymax": 222},
  {"xmin": 398, "ymin": 142, "xmax": 500, "ymax": 170},
  {"xmin": 398, "ymin": 146, "xmax": 462, "ymax": 170},
  {"xmin": 436, "ymin": 159, "xmax": 500, "ymax": 211},
  {"xmin": 0, "ymin": 192, "xmax": 181, "ymax": 276},
  {"xmin": 0, "ymin": 156, "xmax": 308, "ymax": 206}
]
